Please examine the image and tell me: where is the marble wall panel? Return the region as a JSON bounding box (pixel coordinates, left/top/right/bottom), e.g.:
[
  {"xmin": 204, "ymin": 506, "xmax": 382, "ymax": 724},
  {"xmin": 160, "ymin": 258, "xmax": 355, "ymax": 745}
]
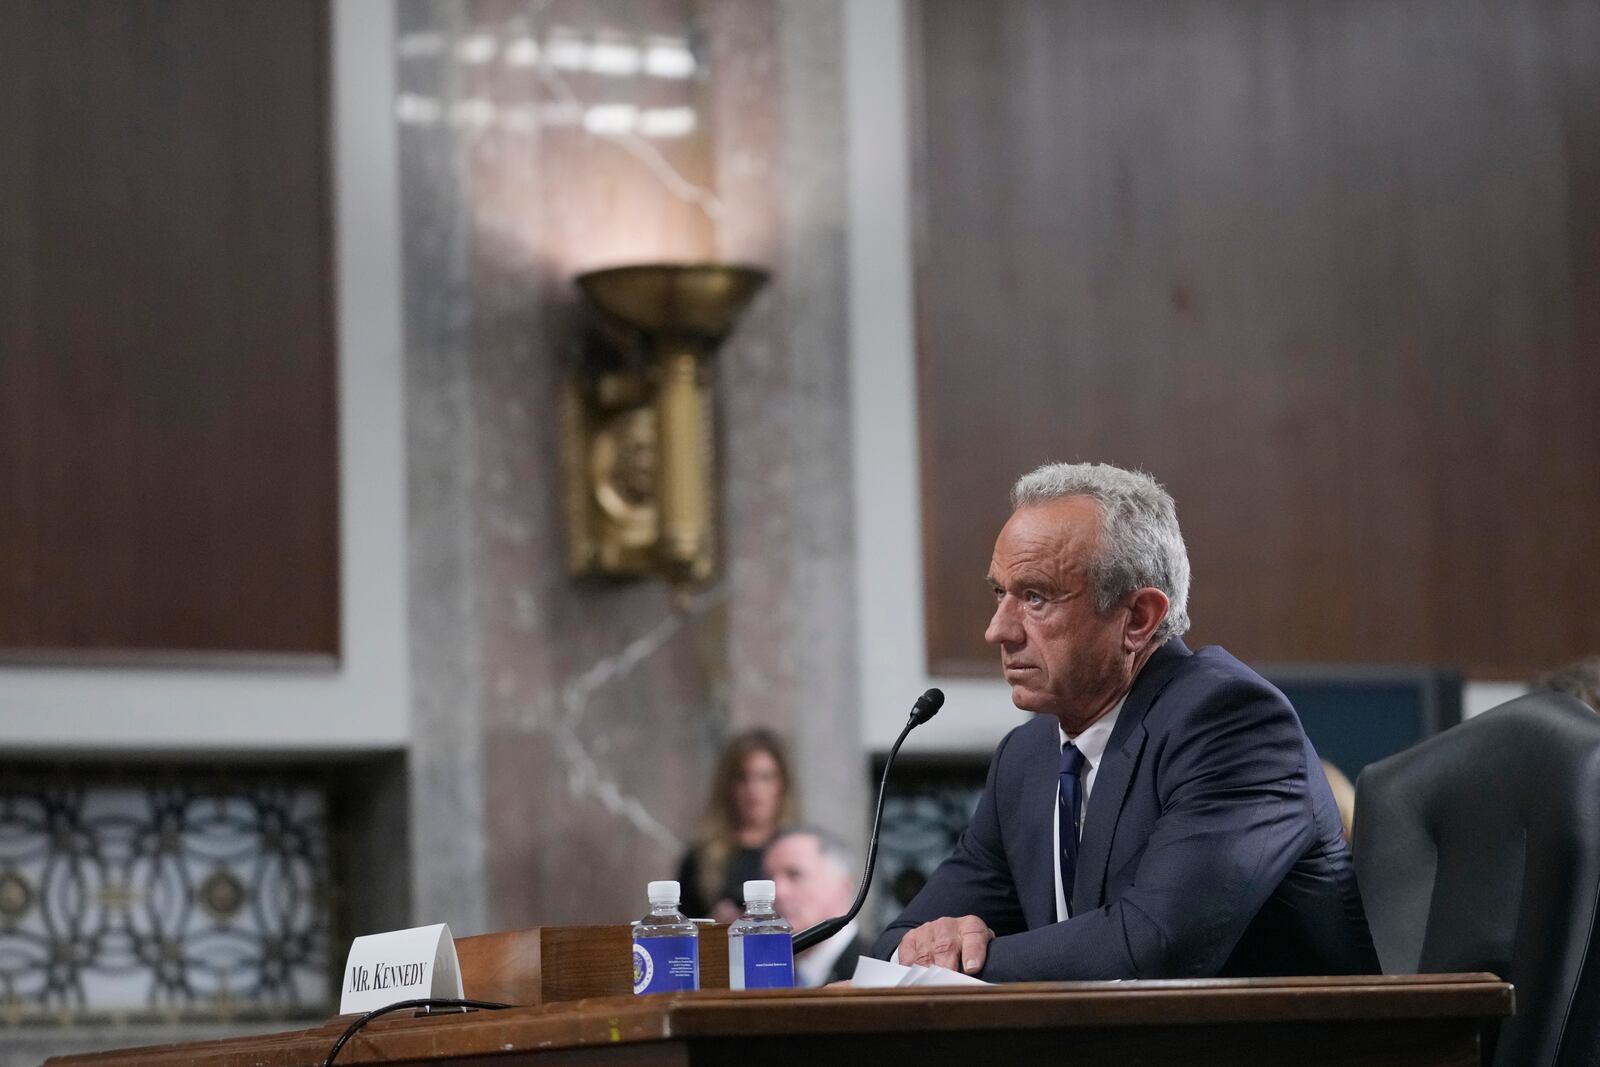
[
  {"xmin": 400, "ymin": 0, "xmax": 861, "ymax": 935},
  {"xmin": 709, "ymin": 0, "xmax": 863, "ymax": 839},
  {"xmin": 398, "ymin": 0, "xmax": 492, "ymax": 936}
]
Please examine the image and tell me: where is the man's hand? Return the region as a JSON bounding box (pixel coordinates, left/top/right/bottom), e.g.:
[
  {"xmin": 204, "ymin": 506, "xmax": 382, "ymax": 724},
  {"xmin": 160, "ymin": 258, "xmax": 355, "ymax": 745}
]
[{"xmin": 895, "ymin": 915, "xmax": 995, "ymax": 974}]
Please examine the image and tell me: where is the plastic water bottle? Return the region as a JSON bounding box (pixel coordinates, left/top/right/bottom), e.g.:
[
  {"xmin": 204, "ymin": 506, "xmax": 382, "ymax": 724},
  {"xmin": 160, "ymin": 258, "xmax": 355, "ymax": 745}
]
[
  {"xmin": 631, "ymin": 880, "xmax": 699, "ymax": 994},
  {"xmin": 727, "ymin": 879, "xmax": 794, "ymax": 989}
]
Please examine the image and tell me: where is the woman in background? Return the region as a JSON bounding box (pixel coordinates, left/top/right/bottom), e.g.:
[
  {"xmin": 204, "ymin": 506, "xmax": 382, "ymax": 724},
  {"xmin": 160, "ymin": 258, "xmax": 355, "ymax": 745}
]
[{"xmin": 677, "ymin": 729, "xmax": 795, "ymax": 922}]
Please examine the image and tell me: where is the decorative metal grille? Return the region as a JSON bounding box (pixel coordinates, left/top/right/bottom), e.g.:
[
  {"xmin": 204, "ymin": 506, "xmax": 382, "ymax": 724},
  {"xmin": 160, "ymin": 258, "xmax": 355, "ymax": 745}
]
[
  {"xmin": 0, "ymin": 778, "xmax": 332, "ymax": 1022},
  {"xmin": 875, "ymin": 773, "xmax": 984, "ymax": 930}
]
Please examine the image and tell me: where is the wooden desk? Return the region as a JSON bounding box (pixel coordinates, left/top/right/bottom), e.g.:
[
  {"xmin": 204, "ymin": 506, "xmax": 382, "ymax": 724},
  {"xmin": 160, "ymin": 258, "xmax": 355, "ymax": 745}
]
[{"xmin": 47, "ymin": 973, "xmax": 1511, "ymax": 1067}]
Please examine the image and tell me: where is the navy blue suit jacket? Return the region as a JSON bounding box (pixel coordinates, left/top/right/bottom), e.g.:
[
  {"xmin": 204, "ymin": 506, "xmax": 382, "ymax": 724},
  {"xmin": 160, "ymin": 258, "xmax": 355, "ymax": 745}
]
[{"xmin": 872, "ymin": 639, "xmax": 1378, "ymax": 980}]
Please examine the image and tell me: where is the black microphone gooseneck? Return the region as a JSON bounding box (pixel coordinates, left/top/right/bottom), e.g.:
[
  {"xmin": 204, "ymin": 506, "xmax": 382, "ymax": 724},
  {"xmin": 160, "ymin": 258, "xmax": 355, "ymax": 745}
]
[{"xmin": 791, "ymin": 687, "xmax": 944, "ymax": 953}]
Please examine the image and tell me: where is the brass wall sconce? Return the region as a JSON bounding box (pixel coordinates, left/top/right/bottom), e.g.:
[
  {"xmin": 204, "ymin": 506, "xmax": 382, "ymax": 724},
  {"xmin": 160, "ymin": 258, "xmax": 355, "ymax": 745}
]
[{"xmin": 565, "ymin": 263, "xmax": 769, "ymax": 585}]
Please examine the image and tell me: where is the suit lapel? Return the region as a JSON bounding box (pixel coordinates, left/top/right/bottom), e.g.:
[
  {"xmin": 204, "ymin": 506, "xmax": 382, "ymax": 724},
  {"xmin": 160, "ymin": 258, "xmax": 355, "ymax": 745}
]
[{"xmin": 1071, "ymin": 638, "xmax": 1190, "ymax": 915}]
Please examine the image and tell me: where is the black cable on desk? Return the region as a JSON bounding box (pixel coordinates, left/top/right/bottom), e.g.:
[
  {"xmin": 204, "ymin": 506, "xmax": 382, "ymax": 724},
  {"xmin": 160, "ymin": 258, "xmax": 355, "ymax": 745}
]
[{"xmin": 322, "ymin": 997, "xmax": 511, "ymax": 1067}]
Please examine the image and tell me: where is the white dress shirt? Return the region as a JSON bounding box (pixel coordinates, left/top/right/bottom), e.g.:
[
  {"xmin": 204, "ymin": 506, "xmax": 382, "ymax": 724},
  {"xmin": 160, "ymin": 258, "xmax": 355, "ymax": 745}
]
[
  {"xmin": 796, "ymin": 919, "xmax": 859, "ymax": 987},
  {"xmin": 1054, "ymin": 698, "xmax": 1125, "ymax": 922}
]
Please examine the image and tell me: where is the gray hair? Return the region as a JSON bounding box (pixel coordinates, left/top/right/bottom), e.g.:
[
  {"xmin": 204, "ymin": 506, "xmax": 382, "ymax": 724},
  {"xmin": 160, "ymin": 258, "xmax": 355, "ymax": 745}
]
[
  {"xmin": 1532, "ymin": 655, "xmax": 1600, "ymax": 711},
  {"xmin": 1010, "ymin": 462, "xmax": 1191, "ymax": 642},
  {"xmin": 770, "ymin": 825, "xmax": 857, "ymax": 879}
]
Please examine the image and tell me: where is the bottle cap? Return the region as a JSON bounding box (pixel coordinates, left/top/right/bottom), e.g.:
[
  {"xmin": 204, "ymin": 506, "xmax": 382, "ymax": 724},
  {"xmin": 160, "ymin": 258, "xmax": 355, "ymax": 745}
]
[
  {"xmin": 743, "ymin": 879, "xmax": 776, "ymax": 903},
  {"xmin": 647, "ymin": 880, "xmax": 681, "ymax": 905}
]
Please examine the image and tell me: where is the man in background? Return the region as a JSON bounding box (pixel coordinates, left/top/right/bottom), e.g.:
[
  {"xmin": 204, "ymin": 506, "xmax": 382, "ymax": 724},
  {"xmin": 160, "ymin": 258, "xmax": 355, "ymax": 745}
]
[{"xmin": 765, "ymin": 827, "xmax": 869, "ymax": 986}]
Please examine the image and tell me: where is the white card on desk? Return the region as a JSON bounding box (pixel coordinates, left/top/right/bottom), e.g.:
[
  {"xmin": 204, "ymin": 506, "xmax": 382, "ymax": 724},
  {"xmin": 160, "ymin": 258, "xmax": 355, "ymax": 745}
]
[{"xmin": 340, "ymin": 922, "xmax": 463, "ymax": 1014}]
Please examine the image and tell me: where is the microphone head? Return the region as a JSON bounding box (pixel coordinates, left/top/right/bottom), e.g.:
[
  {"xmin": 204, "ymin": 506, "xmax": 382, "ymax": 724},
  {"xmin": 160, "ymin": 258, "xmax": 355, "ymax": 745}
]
[{"xmin": 910, "ymin": 687, "xmax": 945, "ymax": 725}]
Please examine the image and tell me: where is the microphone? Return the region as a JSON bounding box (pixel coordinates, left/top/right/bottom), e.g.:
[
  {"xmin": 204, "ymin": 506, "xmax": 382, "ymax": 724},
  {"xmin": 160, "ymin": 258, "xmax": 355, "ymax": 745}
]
[
  {"xmin": 909, "ymin": 687, "xmax": 943, "ymax": 726},
  {"xmin": 791, "ymin": 687, "xmax": 944, "ymax": 953}
]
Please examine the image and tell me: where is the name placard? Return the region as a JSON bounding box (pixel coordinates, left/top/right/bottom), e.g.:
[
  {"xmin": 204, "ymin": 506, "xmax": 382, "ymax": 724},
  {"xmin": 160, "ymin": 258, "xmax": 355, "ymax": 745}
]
[{"xmin": 340, "ymin": 923, "xmax": 463, "ymax": 1015}]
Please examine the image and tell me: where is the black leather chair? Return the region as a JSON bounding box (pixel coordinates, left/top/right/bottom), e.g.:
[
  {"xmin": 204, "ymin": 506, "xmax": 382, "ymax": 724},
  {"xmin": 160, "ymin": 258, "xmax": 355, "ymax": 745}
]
[{"xmin": 1355, "ymin": 691, "xmax": 1600, "ymax": 1067}]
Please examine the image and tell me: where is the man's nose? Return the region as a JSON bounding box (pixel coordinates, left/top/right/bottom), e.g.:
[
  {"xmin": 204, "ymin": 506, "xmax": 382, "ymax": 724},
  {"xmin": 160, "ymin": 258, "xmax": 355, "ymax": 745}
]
[{"xmin": 985, "ymin": 596, "xmax": 1022, "ymax": 646}]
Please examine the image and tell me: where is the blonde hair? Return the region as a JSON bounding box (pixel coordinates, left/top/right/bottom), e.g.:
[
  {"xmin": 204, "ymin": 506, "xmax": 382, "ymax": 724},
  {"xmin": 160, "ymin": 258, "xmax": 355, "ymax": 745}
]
[{"xmin": 694, "ymin": 729, "xmax": 796, "ymax": 907}]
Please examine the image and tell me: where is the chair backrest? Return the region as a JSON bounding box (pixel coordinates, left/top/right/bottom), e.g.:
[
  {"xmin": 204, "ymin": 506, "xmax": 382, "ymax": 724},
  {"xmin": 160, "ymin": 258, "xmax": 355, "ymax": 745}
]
[{"xmin": 1356, "ymin": 691, "xmax": 1600, "ymax": 1067}]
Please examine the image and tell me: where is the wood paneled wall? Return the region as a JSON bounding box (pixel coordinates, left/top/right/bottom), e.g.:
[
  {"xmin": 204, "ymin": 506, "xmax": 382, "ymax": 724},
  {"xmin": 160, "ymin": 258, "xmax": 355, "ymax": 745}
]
[
  {"xmin": 0, "ymin": 1, "xmax": 338, "ymax": 662},
  {"xmin": 911, "ymin": 0, "xmax": 1600, "ymax": 679}
]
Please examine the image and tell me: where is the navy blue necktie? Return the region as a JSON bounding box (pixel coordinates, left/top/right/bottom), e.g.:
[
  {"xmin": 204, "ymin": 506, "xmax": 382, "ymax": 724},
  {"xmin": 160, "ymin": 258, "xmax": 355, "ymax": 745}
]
[{"xmin": 1059, "ymin": 742, "xmax": 1086, "ymax": 912}]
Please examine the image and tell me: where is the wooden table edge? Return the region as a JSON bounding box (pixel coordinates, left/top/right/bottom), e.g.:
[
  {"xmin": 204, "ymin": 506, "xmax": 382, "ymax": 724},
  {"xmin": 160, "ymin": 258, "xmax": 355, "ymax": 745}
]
[{"xmin": 40, "ymin": 973, "xmax": 1514, "ymax": 1067}]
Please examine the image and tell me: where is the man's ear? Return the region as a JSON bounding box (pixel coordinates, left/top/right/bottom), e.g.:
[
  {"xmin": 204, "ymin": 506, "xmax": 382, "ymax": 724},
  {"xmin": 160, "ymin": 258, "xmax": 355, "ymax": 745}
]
[{"xmin": 1124, "ymin": 587, "xmax": 1170, "ymax": 651}]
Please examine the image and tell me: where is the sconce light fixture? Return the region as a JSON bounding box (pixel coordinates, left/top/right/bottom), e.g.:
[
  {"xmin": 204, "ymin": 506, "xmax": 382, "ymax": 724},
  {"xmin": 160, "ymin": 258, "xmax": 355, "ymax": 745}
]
[{"xmin": 565, "ymin": 263, "xmax": 769, "ymax": 586}]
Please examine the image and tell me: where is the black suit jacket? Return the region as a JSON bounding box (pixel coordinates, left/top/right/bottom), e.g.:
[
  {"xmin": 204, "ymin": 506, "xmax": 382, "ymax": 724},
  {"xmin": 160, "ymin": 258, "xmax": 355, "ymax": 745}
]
[
  {"xmin": 872, "ymin": 639, "xmax": 1378, "ymax": 980},
  {"xmin": 826, "ymin": 935, "xmax": 871, "ymax": 985}
]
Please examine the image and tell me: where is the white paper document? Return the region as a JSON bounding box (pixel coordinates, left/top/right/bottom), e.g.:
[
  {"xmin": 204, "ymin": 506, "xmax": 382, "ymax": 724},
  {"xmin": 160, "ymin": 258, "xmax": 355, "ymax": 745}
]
[{"xmin": 851, "ymin": 954, "xmax": 989, "ymax": 988}]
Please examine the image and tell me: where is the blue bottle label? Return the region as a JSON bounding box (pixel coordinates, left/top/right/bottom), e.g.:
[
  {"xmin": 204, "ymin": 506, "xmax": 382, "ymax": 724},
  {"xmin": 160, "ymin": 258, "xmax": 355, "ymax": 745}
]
[
  {"xmin": 633, "ymin": 936, "xmax": 698, "ymax": 994},
  {"xmin": 730, "ymin": 932, "xmax": 795, "ymax": 989}
]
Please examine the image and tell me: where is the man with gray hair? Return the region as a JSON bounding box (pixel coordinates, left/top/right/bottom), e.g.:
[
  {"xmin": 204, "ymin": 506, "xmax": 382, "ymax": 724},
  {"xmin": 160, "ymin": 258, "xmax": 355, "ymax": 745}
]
[
  {"xmin": 873, "ymin": 462, "xmax": 1376, "ymax": 980},
  {"xmin": 764, "ymin": 827, "xmax": 869, "ymax": 986}
]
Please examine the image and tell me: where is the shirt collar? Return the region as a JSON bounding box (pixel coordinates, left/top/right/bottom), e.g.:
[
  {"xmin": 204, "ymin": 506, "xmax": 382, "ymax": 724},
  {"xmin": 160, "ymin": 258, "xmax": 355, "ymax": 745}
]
[
  {"xmin": 795, "ymin": 918, "xmax": 859, "ymax": 987},
  {"xmin": 1058, "ymin": 695, "xmax": 1125, "ymax": 768}
]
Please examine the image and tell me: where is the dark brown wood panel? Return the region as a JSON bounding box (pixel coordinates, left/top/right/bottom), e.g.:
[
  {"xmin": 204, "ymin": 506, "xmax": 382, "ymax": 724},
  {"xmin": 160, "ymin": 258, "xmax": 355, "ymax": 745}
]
[
  {"xmin": 911, "ymin": 0, "xmax": 1600, "ymax": 679},
  {"xmin": 0, "ymin": 1, "xmax": 339, "ymax": 661}
]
